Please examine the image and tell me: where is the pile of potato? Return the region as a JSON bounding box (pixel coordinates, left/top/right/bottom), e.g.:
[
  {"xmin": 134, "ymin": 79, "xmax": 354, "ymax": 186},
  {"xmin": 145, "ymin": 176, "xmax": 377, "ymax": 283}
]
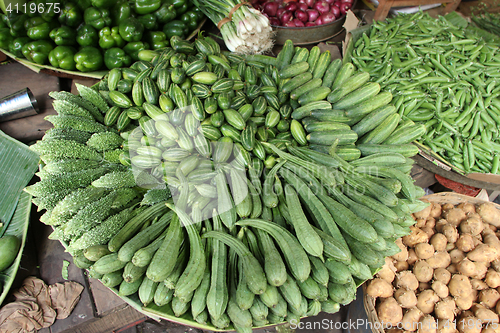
[{"xmin": 366, "ymin": 200, "xmax": 500, "ymax": 333}]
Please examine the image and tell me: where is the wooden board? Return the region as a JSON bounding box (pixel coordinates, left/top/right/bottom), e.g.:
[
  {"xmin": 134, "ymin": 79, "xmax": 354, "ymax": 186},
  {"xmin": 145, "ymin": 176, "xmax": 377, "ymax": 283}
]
[{"xmin": 0, "ymin": 61, "xmax": 59, "ymax": 142}]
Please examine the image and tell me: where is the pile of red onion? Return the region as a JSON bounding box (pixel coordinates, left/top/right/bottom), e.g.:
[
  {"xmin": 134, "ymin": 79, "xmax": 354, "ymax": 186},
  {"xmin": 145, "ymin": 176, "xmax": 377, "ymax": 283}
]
[{"xmin": 251, "ymin": 0, "xmax": 353, "ymax": 27}]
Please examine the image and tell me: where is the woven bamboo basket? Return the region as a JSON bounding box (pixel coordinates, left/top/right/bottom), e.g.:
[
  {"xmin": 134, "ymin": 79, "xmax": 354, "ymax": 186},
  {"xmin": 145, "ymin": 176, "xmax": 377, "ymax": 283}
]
[{"xmin": 363, "ymin": 192, "xmax": 500, "ymax": 333}]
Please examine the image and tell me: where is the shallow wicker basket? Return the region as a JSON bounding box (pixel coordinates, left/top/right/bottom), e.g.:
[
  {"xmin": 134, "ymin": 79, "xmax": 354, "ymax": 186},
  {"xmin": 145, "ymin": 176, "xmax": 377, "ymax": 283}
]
[{"xmin": 363, "ymin": 192, "xmax": 500, "ymax": 333}]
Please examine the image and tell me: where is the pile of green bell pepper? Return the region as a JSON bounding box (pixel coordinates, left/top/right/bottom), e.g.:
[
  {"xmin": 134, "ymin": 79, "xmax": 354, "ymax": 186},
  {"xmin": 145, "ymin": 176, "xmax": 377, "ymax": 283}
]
[{"xmin": 0, "ymin": 0, "xmax": 205, "ymax": 71}]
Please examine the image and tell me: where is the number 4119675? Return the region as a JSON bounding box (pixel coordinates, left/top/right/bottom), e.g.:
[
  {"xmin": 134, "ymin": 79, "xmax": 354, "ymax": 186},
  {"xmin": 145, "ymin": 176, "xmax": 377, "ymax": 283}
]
[{"xmin": 5, "ymin": 2, "xmax": 61, "ymax": 14}]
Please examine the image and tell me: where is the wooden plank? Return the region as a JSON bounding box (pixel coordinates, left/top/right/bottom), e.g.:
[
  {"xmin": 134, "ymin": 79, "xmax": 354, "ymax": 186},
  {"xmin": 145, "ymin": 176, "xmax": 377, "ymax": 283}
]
[
  {"xmin": 88, "ymin": 278, "xmax": 127, "ymax": 316},
  {"xmin": 34, "ymin": 222, "xmax": 96, "ymax": 333},
  {"xmin": 69, "ymin": 305, "xmax": 147, "ymax": 333},
  {"xmin": 0, "ymin": 61, "xmax": 59, "ymax": 142}
]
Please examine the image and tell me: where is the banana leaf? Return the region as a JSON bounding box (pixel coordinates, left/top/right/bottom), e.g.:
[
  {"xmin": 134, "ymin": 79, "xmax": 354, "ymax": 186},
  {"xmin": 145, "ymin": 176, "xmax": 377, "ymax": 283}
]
[
  {"xmin": 0, "ymin": 130, "xmax": 39, "ymax": 235},
  {"xmin": 0, "ymin": 191, "xmax": 32, "ymax": 305}
]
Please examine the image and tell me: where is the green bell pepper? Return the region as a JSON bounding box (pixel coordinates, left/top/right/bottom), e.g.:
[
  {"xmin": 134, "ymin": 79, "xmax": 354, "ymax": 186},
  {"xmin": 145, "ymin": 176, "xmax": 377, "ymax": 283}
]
[
  {"xmin": 145, "ymin": 31, "xmax": 167, "ymax": 49},
  {"xmin": 154, "ymin": 3, "xmax": 176, "ymax": 24},
  {"xmin": 175, "ymin": 3, "xmax": 188, "ymax": 16},
  {"xmin": 180, "ymin": 10, "xmax": 199, "ymax": 31},
  {"xmin": 49, "ymin": 26, "xmax": 77, "ymax": 46},
  {"xmin": 25, "ymin": 16, "xmax": 57, "ymax": 40},
  {"xmin": 22, "ymin": 40, "xmax": 54, "ymax": 64},
  {"xmin": 48, "ymin": 46, "xmax": 77, "ymax": 70},
  {"xmin": 118, "ymin": 17, "xmax": 144, "ymax": 42},
  {"xmin": 4, "ymin": 13, "xmax": 27, "ymax": 37},
  {"xmin": 91, "ymin": 0, "xmax": 115, "ymax": 9},
  {"xmin": 58, "ymin": 2, "xmax": 83, "ymax": 28},
  {"xmin": 104, "ymin": 47, "xmax": 132, "ymax": 69},
  {"xmin": 9, "ymin": 37, "xmax": 31, "ymax": 57},
  {"xmin": 111, "ymin": 0, "xmax": 131, "ymax": 26},
  {"xmin": 84, "ymin": 7, "xmax": 111, "ymax": 30},
  {"xmin": 123, "ymin": 41, "xmax": 149, "ymax": 61},
  {"xmin": 75, "ymin": 46, "xmax": 103, "ymax": 72},
  {"xmin": 163, "ymin": 20, "xmax": 187, "ymax": 39},
  {"xmin": 165, "ymin": 0, "xmax": 186, "ymax": 8},
  {"xmin": 24, "ymin": 1, "xmax": 43, "ymax": 17},
  {"xmin": 0, "ymin": 27, "xmax": 13, "ymax": 49},
  {"xmin": 99, "ymin": 26, "xmax": 125, "ymax": 49},
  {"xmin": 77, "ymin": 0, "xmax": 93, "ymax": 11},
  {"xmin": 40, "ymin": 7, "xmax": 58, "ymax": 22},
  {"xmin": 137, "ymin": 13, "xmax": 158, "ymax": 31},
  {"xmin": 76, "ymin": 24, "xmax": 99, "ymax": 47},
  {"xmin": 133, "ymin": 0, "xmax": 161, "ymax": 15}
]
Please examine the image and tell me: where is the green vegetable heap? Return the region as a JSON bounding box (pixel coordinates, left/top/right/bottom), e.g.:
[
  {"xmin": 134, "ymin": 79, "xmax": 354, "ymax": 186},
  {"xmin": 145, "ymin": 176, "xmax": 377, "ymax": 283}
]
[
  {"xmin": 0, "ymin": 0, "xmax": 204, "ymax": 71},
  {"xmin": 351, "ymin": 11, "xmax": 500, "ymax": 175},
  {"xmin": 27, "ymin": 34, "xmax": 429, "ymax": 332}
]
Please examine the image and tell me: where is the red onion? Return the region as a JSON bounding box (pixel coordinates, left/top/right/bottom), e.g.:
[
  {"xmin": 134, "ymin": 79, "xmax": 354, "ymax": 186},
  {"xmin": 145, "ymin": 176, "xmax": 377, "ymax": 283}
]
[
  {"xmin": 324, "ymin": 0, "xmax": 335, "ymax": 3},
  {"xmin": 285, "ymin": 2, "xmax": 298, "ymax": 11},
  {"xmin": 306, "ymin": 9, "xmax": 319, "ymax": 21},
  {"xmin": 269, "ymin": 17, "xmax": 281, "ymax": 25},
  {"xmin": 330, "ymin": 5, "xmax": 340, "ymax": 18},
  {"xmin": 250, "ymin": 0, "xmax": 260, "ymax": 8},
  {"xmin": 295, "ymin": 9, "xmax": 308, "ymax": 22},
  {"xmin": 317, "ymin": 12, "xmax": 336, "ymax": 24},
  {"xmin": 339, "ymin": 2, "xmax": 350, "ymax": 15},
  {"xmin": 297, "ymin": 2, "xmax": 308, "ymax": 10},
  {"xmin": 333, "ymin": 0, "xmax": 341, "ymax": 7},
  {"xmin": 284, "ymin": 21, "xmax": 295, "ymax": 27},
  {"xmin": 305, "ymin": 21, "xmax": 317, "ymax": 26},
  {"xmin": 276, "ymin": 7, "xmax": 286, "ymax": 17},
  {"xmin": 280, "ymin": 10, "xmax": 293, "ymax": 24},
  {"xmin": 263, "ymin": 1, "xmax": 279, "ymax": 17},
  {"xmin": 293, "ymin": 18, "xmax": 305, "ymax": 27},
  {"xmin": 341, "ymin": 0, "xmax": 353, "ymax": 4},
  {"xmin": 314, "ymin": 1, "xmax": 330, "ymax": 14},
  {"xmin": 305, "ymin": 0, "xmax": 315, "ymax": 8},
  {"xmin": 299, "ymin": 0, "xmax": 308, "ymax": 4}
]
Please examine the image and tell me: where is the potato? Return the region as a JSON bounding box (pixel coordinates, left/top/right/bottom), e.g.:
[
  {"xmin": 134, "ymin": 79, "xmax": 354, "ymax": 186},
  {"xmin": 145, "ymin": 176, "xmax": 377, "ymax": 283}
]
[
  {"xmin": 426, "ymin": 217, "xmax": 436, "ymax": 230},
  {"xmin": 479, "ymin": 289, "xmax": 500, "ymax": 309},
  {"xmin": 432, "ymin": 281, "xmax": 449, "ymax": 299},
  {"xmin": 396, "ymin": 271, "xmax": 419, "ymax": 291},
  {"xmin": 477, "ymin": 203, "xmax": 500, "ymax": 227},
  {"xmin": 435, "ymin": 297, "xmax": 457, "ymax": 320},
  {"xmin": 393, "ymin": 238, "xmax": 409, "ymax": 262},
  {"xmin": 446, "ymin": 242, "xmax": 456, "ymax": 252},
  {"xmin": 455, "ymin": 295, "xmax": 474, "ymax": 311},
  {"xmin": 416, "ymin": 218, "xmax": 427, "ymax": 228},
  {"xmin": 492, "ymin": 259, "xmax": 500, "ymax": 272},
  {"xmin": 449, "ymin": 274, "xmax": 473, "ymax": 298},
  {"xmin": 366, "ymin": 278, "xmax": 394, "ymax": 298},
  {"xmin": 457, "ymin": 202, "xmax": 476, "ymax": 214},
  {"xmin": 472, "ymin": 303, "xmax": 500, "ymax": 323},
  {"xmin": 457, "ymin": 316, "xmax": 481, "ymax": 333},
  {"xmin": 470, "ymin": 278, "xmax": 489, "ymax": 291},
  {"xmin": 447, "ymin": 264, "xmax": 458, "ymax": 274},
  {"xmin": 482, "ymin": 326, "xmax": 500, "ymax": 333},
  {"xmin": 430, "ymin": 202, "xmax": 442, "ymax": 218},
  {"xmin": 415, "ymin": 204, "xmax": 433, "ymax": 220},
  {"xmin": 471, "ymin": 261, "xmax": 488, "ymax": 280},
  {"xmin": 443, "ymin": 203, "xmax": 455, "ymax": 211},
  {"xmin": 395, "ymin": 288, "xmax": 418, "ymax": 308},
  {"xmin": 434, "ymin": 268, "xmax": 452, "ymax": 285},
  {"xmin": 442, "ymin": 224, "xmax": 460, "ymax": 243},
  {"xmin": 483, "ymin": 234, "xmax": 500, "ymax": 254},
  {"xmin": 450, "ymin": 249, "xmax": 466, "ymax": 264},
  {"xmin": 415, "ymin": 243, "xmax": 435, "ymax": 260},
  {"xmin": 419, "ymin": 314, "xmax": 438, "ymax": 333},
  {"xmin": 483, "ymin": 227, "xmax": 497, "ymax": 237},
  {"xmin": 422, "ymin": 226, "xmax": 436, "ymax": 238},
  {"xmin": 456, "ymin": 234, "xmax": 475, "ymax": 253},
  {"xmin": 377, "ymin": 259, "xmax": 397, "ymax": 284},
  {"xmin": 431, "ymin": 234, "xmax": 449, "ymax": 252},
  {"xmin": 472, "ymin": 235, "xmax": 483, "ymax": 247},
  {"xmin": 417, "ymin": 289, "xmax": 440, "ymax": 314},
  {"xmin": 395, "ymin": 260, "xmax": 410, "ymax": 272},
  {"xmin": 460, "ymin": 215, "xmax": 484, "ymax": 236},
  {"xmin": 444, "ymin": 208, "xmax": 467, "ymax": 227},
  {"xmin": 457, "ymin": 258, "xmax": 477, "ymax": 277},
  {"xmin": 414, "ymin": 260, "xmax": 434, "ymax": 282},
  {"xmin": 420, "ymin": 282, "xmax": 431, "ymax": 292},
  {"xmin": 401, "ymin": 307, "xmax": 423, "ymax": 332},
  {"xmin": 408, "ymin": 249, "xmax": 419, "ymax": 266},
  {"xmin": 437, "ymin": 318, "xmax": 457, "ymax": 333},
  {"xmin": 403, "ymin": 226, "xmax": 431, "ymax": 247},
  {"xmin": 427, "ymin": 251, "xmax": 452, "ymax": 269},
  {"xmin": 467, "ymin": 244, "xmax": 500, "ymax": 262},
  {"xmin": 377, "ymin": 297, "xmax": 403, "ymax": 327},
  {"xmin": 486, "ymin": 269, "xmax": 500, "ymax": 288}
]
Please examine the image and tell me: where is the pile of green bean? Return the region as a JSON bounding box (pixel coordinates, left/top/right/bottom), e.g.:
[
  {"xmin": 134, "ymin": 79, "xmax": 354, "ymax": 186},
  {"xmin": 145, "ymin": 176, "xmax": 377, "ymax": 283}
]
[{"xmin": 351, "ymin": 11, "xmax": 500, "ymax": 175}]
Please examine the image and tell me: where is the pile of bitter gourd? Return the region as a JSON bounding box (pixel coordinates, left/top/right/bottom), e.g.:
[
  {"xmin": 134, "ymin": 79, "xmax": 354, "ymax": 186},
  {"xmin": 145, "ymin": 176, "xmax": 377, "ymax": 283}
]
[{"xmin": 26, "ymin": 35, "xmax": 428, "ymax": 332}]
